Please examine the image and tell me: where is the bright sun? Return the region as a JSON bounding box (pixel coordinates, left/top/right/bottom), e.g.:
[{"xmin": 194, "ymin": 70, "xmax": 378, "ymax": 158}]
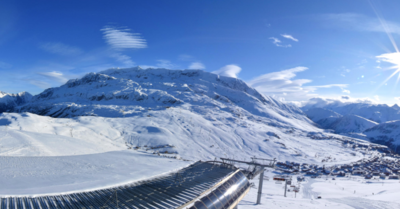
[{"xmin": 376, "ymin": 52, "xmax": 400, "ymax": 89}]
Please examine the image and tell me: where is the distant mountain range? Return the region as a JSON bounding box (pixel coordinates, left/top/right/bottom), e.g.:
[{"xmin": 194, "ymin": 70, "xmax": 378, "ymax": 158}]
[
  {"xmin": 361, "ymin": 121, "xmax": 400, "ymax": 153},
  {"xmin": 303, "ymin": 97, "xmax": 400, "ymax": 123},
  {"xmin": 302, "ymin": 98, "xmax": 400, "ymax": 153},
  {"xmin": 0, "ymin": 91, "xmax": 32, "ymax": 113}
]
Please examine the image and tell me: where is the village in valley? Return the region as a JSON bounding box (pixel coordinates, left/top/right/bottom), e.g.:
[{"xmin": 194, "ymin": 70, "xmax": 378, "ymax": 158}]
[{"xmin": 276, "ymin": 153, "xmax": 400, "ymax": 181}]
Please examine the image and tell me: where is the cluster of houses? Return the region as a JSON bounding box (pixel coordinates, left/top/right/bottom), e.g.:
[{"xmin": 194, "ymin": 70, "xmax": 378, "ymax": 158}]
[{"xmin": 276, "ymin": 154, "xmax": 400, "ymax": 180}]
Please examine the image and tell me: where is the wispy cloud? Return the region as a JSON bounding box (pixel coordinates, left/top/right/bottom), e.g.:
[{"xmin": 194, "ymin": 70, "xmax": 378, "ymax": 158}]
[
  {"xmin": 270, "ymin": 37, "xmax": 281, "ymax": 44},
  {"xmin": 309, "ymin": 84, "xmax": 348, "ymax": 89},
  {"xmin": 269, "ymin": 37, "xmax": 291, "ymax": 48},
  {"xmin": 212, "ymin": 65, "xmax": 241, "ymax": 78},
  {"xmin": 188, "ymin": 62, "xmax": 205, "ymax": 70},
  {"xmin": 281, "ymin": 34, "xmax": 298, "ymax": 42},
  {"xmin": 248, "ymin": 67, "xmax": 311, "ymax": 93},
  {"xmin": 247, "ymin": 67, "xmax": 348, "ymax": 101},
  {"xmin": 156, "ymin": 60, "xmax": 175, "ymax": 69},
  {"xmin": 101, "ymin": 26, "xmax": 147, "ymax": 49},
  {"xmin": 36, "ymin": 71, "xmax": 69, "ymax": 84},
  {"xmin": 40, "ymin": 42, "xmax": 83, "ymax": 56},
  {"xmin": 110, "ymin": 53, "xmax": 135, "ymax": 67},
  {"xmin": 342, "ymin": 89, "xmax": 351, "ymax": 94},
  {"xmin": 141, "ymin": 59, "xmax": 177, "ymax": 69},
  {"xmin": 302, "ymin": 96, "xmax": 377, "ymax": 108},
  {"xmin": 339, "ymin": 66, "xmax": 351, "ymax": 77},
  {"xmin": 26, "ymin": 79, "xmax": 51, "ymax": 89}
]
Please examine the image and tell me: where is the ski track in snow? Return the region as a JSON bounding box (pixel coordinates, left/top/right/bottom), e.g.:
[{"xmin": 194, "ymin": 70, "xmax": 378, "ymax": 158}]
[{"xmin": 302, "ymin": 179, "xmax": 319, "ymax": 200}]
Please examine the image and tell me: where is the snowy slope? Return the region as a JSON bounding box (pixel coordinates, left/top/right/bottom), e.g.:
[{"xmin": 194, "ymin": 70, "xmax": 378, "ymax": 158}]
[
  {"xmin": 364, "ymin": 120, "xmax": 400, "ymax": 153},
  {"xmin": 241, "ymin": 170, "xmax": 400, "ymax": 209},
  {"xmin": 0, "ymin": 91, "xmax": 32, "ymax": 113},
  {"xmin": 0, "ymin": 113, "xmax": 125, "ymax": 156},
  {"xmin": 304, "ymin": 107, "xmax": 342, "ymax": 128},
  {"xmin": 329, "ymin": 115, "xmax": 379, "ymax": 133},
  {"xmin": 305, "ymin": 108, "xmax": 342, "ymax": 122},
  {"xmin": 0, "ymin": 110, "xmax": 385, "ymax": 165},
  {"xmin": 304, "ymin": 107, "xmax": 378, "ymax": 133}
]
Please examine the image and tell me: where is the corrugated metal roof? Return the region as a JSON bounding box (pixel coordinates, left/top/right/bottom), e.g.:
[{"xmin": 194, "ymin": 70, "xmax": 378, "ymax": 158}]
[{"xmin": 0, "ymin": 161, "xmax": 249, "ymax": 209}]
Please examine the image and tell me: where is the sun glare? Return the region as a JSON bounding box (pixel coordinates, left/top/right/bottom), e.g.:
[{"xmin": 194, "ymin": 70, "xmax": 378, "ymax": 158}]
[
  {"xmin": 376, "ymin": 52, "xmax": 400, "ymax": 90},
  {"xmin": 369, "ymin": 1, "xmax": 400, "ymax": 92}
]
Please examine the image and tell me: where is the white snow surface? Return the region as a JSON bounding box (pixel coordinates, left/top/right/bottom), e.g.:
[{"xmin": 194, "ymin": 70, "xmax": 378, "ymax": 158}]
[
  {"xmin": 304, "ymin": 108, "xmax": 342, "ymax": 123},
  {"xmin": 329, "ymin": 115, "xmax": 379, "ymax": 133},
  {"xmin": 240, "ymin": 171, "xmax": 400, "ymax": 209},
  {"xmin": 0, "ymin": 150, "xmax": 189, "ymax": 196},
  {"xmin": 0, "ymin": 112, "xmax": 374, "ymax": 164},
  {"xmin": 305, "ymin": 108, "xmax": 378, "ymax": 133}
]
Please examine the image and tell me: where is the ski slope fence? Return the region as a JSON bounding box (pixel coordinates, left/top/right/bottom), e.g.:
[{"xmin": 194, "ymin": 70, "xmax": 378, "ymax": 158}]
[{"xmin": 0, "ymin": 161, "xmax": 250, "ymax": 209}]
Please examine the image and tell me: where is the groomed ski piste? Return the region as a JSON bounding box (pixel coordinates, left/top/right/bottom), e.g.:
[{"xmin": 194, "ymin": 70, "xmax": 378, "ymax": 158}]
[{"xmin": 0, "ymin": 67, "xmax": 400, "ymax": 208}]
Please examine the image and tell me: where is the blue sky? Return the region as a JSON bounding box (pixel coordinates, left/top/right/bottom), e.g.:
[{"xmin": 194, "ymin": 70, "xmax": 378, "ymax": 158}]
[{"xmin": 1, "ymin": 0, "xmax": 400, "ymax": 105}]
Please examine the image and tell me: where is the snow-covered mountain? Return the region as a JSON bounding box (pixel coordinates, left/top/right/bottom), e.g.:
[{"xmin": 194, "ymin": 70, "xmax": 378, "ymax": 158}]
[
  {"xmin": 329, "ymin": 114, "xmax": 379, "ymax": 133},
  {"xmin": 303, "ymin": 99, "xmax": 400, "ymax": 152},
  {"xmin": 302, "ymin": 97, "xmax": 400, "ymax": 123},
  {"xmin": 364, "ymin": 121, "xmax": 400, "ymax": 153},
  {"xmin": 0, "ymin": 91, "xmax": 32, "ymax": 113},
  {"xmin": 304, "ymin": 107, "xmax": 342, "ymax": 128},
  {"xmin": 17, "ymin": 67, "xmax": 311, "ymax": 130},
  {"xmin": 0, "ymin": 67, "xmax": 387, "ymax": 162},
  {"xmin": 304, "ymin": 107, "xmax": 378, "ymax": 133}
]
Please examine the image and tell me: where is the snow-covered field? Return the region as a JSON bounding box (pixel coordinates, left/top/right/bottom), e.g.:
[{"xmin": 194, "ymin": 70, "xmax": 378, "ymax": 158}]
[
  {"xmin": 0, "ymin": 150, "xmax": 189, "ymax": 196},
  {"xmin": 240, "ymin": 171, "xmax": 400, "ymax": 209}
]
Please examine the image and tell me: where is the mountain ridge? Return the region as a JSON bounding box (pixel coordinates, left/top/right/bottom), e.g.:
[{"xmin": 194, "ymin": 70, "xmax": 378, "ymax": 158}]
[
  {"xmin": 16, "ymin": 67, "xmax": 312, "ymax": 131},
  {"xmin": 0, "ymin": 91, "xmax": 32, "ymax": 113}
]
